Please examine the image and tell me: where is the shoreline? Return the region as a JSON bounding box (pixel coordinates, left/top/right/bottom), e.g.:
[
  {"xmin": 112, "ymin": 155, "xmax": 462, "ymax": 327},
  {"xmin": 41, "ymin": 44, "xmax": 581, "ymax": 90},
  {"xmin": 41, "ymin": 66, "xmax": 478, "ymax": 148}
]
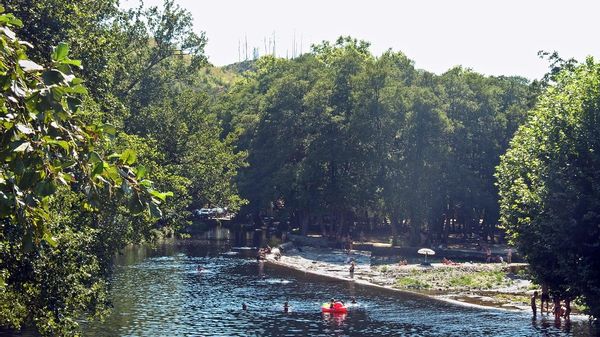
[
  {"xmin": 265, "ymin": 256, "xmax": 516, "ymax": 313},
  {"xmin": 264, "ymin": 245, "xmax": 588, "ymax": 320}
]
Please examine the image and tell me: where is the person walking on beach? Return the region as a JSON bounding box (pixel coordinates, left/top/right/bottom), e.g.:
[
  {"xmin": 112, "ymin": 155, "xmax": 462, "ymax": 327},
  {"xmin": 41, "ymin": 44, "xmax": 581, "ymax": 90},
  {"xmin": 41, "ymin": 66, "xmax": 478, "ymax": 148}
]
[{"xmin": 531, "ymin": 291, "xmax": 538, "ymax": 318}]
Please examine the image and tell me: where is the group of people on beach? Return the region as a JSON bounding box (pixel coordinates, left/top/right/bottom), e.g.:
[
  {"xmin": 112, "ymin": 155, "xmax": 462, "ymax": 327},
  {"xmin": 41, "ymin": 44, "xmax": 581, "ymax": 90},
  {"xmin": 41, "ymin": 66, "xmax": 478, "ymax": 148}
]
[{"xmin": 530, "ymin": 284, "xmax": 571, "ymax": 321}]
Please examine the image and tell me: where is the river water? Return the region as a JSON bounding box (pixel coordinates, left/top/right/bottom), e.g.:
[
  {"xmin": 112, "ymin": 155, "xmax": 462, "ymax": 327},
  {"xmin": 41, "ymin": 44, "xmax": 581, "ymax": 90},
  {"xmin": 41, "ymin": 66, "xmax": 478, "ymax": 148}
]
[{"xmin": 79, "ymin": 232, "xmax": 597, "ymax": 337}]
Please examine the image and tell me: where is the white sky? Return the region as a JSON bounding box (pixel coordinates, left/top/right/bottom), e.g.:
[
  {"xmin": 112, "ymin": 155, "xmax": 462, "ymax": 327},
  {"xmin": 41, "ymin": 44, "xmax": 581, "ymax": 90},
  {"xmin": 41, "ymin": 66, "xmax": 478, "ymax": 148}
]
[{"xmin": 121, "ymin": 0, "xmax": 600, "ymax": 80}]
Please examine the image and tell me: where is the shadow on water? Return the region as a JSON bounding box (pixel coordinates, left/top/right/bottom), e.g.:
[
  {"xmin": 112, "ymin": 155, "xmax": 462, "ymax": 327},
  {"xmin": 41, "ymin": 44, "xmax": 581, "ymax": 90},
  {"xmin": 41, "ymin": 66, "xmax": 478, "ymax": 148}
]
[{"xmin": 2, "ymin": 226, "xmax": 599, "ymax": 336}]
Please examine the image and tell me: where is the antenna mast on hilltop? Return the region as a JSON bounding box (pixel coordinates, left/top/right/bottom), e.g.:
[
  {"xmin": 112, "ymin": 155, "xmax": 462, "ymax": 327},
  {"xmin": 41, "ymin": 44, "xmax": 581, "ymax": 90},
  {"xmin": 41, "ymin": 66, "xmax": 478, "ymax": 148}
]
[
  {"xmin": 244, "ymin": 35, "xmax": 248, "ymax": 61},
  {"xmin": 293, "ymin": 30, "xmax": 296, "ymax": 58},
  {"xmin": 264, "ymin": 37, "xmax": 267, "ymax": 56},
  {"xmin": 238, "ymin": 39, "xmax": 241, "ymax": 62}
]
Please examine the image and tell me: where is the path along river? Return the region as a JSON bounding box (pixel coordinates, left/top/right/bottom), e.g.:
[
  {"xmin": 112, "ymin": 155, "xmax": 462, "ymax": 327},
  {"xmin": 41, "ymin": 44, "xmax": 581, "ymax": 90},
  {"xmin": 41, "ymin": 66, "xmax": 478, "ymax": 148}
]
[{"xmin": 78, "ymin": 236, "xmax": 597, "ymax": 337}]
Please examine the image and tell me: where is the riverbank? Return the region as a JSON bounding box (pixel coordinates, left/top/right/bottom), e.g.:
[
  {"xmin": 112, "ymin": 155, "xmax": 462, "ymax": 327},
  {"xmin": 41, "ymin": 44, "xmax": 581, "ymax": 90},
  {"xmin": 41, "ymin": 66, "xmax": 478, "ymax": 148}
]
[{"xmin": 266, "ymin": 245, "xmax": 540, "ymax": 312}]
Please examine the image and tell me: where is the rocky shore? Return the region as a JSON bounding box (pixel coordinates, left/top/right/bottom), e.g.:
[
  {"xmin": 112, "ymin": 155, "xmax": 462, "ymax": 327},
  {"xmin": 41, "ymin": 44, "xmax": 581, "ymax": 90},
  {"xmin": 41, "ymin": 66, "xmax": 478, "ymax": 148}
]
[{"xmin": 266, "ymin": 245, "xmax": 537, "ymax": 312}]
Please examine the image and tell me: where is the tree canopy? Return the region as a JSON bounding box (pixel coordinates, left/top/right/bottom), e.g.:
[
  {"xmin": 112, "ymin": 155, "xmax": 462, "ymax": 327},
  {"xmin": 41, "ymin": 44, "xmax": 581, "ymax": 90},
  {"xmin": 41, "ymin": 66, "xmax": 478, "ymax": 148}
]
[
  {"xmin": 223, "ymin": 38, "xmax": 532, "ymax": 245},
  {"xmin": 496, "ymin": 58, "xmax": 600, "ymax": 318},
  {"xmin": 0, "ymin": 1, "xmax": 245, "ymax": 335}
]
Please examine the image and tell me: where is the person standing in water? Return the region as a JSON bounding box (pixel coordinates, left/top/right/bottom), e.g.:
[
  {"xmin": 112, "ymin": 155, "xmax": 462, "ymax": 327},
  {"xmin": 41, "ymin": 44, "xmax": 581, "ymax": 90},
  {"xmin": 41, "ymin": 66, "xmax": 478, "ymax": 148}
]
[
  {"xmin": 242, "ymin": 303, "xmax": 248, "ymax": 311},
  {"xmin": 531, "ymin": 291, "xmax": 538, "ymax": 318},
  {"xmin": 284, "ymin": 301, "xmax": 289, "ymax": 312},
  {"xmin": 553, "ymin": 295, "xmax": 562, "ymax": 320},
  {"xmin": 564, "ymin": 298, "xmax": 571, "ymax": 320},
  {"xmin": 541, "ymin": 284, "xmax": 550, "ymax": 313},
  {"xmin": 349, "ymin": 261, "xmax": 355, "ymax": 278}
]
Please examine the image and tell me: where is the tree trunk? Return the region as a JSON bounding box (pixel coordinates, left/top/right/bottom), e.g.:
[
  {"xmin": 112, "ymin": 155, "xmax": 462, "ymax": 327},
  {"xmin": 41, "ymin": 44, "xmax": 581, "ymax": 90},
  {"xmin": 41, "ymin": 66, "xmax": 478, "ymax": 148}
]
[
  {"xmin": 390, "ymin": 213, "xmax": 399, "ymax": 246},
  {"xmin": 301, "ymin": 210, "xmax": 310, "ymax": 235}
]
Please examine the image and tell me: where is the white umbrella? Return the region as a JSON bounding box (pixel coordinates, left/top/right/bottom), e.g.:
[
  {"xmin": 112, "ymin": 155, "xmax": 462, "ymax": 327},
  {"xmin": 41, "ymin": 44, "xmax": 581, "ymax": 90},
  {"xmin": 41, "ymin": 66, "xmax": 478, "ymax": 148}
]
[
  {"xmin": 417, "ymin": 248, "xmax": 435, "ymax": 256},
  {"xmin": 417, "ymin": 248, "xmax": 435, "ymax": 264}
]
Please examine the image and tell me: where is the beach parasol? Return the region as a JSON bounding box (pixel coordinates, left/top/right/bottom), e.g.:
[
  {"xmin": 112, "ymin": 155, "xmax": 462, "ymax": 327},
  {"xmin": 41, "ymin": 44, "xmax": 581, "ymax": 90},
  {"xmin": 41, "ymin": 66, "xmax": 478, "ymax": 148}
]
[{"xmin": 417, "ymin": 248, "xmax": 435, "ymax": 264}]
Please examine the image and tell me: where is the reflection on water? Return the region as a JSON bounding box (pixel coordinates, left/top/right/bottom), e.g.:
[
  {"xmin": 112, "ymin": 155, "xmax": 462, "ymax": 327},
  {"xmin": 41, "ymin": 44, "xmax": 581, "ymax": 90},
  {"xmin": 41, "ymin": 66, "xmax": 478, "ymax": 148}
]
[
  {"xmin": 1, "ymin": 227, "xmax": 597, "ymax": 337},
  {"xmin": 81, "ymin": 239, "xmax": 598, "ymax": 337}
]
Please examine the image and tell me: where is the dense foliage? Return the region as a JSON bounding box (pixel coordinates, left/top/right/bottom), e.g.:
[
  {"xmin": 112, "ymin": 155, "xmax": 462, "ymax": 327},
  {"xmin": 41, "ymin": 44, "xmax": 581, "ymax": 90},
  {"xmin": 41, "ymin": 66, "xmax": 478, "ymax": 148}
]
[
  {"xmin": 222, "ymin": 38, "xmax": 533, "ymax": 245},
  {"xmin": 0, "ymin": 1, "xmax": 245, "ymax": 335},
  {"xmin": 496, "ymin": 58, "xmax": 600, "ymax": 318},
  {"xmin": 3, "ymin": 0, "xmax": 599, "ymax": 333},
  {"xmin": 0, "ymin": 5, "xmax": 171, "ymax": 334}
]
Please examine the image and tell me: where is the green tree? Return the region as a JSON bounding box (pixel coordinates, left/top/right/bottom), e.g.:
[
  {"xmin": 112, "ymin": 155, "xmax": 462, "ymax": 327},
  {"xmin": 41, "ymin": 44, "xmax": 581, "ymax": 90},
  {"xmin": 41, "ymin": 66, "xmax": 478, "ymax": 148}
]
[
  {"xmin": 496, "ymin": 58, "xmax": 600, "ymax": 318},
  {"xmin": 0, "ymin": 8, "xmax": 166, "ymax": 335}
]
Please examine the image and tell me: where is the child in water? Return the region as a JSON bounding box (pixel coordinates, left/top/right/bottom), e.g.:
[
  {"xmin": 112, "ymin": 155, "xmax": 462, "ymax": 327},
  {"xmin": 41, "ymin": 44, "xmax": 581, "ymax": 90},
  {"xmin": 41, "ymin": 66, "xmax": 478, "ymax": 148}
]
[{"xmin": 531, "ymin": 291, "xmax": 538, "ymax": 317}]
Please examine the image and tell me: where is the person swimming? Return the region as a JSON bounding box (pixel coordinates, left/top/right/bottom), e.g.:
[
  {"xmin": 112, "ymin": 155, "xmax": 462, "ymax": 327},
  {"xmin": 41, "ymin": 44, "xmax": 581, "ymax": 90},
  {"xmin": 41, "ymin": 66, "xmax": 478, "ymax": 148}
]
[
  {"xmin": 242, "ymin": 302, "xmax": 248, "ymax": 310},
  {"xmin": 351, "ymin": 297, "xmax": 357, "ymax": 304}
]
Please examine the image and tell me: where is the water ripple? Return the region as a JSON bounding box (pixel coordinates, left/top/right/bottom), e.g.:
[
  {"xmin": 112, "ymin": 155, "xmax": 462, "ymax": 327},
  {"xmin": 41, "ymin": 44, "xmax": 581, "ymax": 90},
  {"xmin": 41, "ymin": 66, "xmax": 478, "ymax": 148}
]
[{"xmin": 81, "ymin": 243, "xmax": 597, "ymax": 337}]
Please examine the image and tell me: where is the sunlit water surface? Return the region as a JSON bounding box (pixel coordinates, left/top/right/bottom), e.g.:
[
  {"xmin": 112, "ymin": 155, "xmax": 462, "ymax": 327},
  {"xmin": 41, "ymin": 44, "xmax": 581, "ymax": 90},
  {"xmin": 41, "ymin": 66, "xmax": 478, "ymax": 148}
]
[{"xmin": 77, "ymin": 239, "xmax": 597, "ymax": 337}]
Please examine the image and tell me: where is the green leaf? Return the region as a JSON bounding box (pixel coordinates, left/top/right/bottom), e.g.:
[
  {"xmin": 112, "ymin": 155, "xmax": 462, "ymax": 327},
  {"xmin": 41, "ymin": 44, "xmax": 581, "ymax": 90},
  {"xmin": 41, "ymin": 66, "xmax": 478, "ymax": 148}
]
[
  {"xmin": 51, "ymin": 42, "xmax": 69, "ymax": 62},
  {"xmin": 43, "ymin": 232, "xmax": 58, "ymax": 248},
  {"xmin": 135, "ymin": 165, "xmax": 147, "ymax": 179},
  {"xmin": 139, "ymin": 179, "xmax": 153, "ymax": 187},
  {"xmin": 45, "ymin": 139, "xmax": 70, "ymax": 151},
  {"xmin": 149, "ymin": 190, "xmax": 173, "ymax": 202},
  {"xmin": 92, "ymin": 161, "xmax": 104, "ymax": 176},
  {"xmin": 62, "ymin": 58, "xmax": 82, "ymax": 67},
  {"xmin": 89, "ymin": 151, "xmax": 102, "ymax": 164},
  {"xmin": 102, "ymin": 124, "xmax": 117, "ymax": 136},
  {"xmin": 35, "ymin": 181, "xmax": 57, "ymax": 197},
  {"xmin": 120, "ymin": 149, "xmax": 137, "ymax": 165},
  {"xmin": 69, "ymin": 84, "xmax": 88, "ymax": 95}
]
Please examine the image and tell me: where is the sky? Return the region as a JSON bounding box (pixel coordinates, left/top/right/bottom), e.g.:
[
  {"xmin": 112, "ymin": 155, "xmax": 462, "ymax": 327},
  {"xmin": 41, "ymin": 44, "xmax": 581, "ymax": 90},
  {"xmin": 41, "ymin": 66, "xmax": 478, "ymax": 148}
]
[{"xmin": 121, "ymin": 0, "xmax": 600, "ymax": 80}]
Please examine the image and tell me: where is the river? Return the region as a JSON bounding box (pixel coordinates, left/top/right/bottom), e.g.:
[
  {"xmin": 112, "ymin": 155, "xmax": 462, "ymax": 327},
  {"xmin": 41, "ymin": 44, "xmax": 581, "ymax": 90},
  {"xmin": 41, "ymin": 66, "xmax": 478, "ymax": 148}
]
[
  {"xmin": 2, "ymin": 225, "xmax": 596, "ymax": 336},
  {"xmin": 78, "ymin": 230, "xmax": 596, "ymax": 337}
]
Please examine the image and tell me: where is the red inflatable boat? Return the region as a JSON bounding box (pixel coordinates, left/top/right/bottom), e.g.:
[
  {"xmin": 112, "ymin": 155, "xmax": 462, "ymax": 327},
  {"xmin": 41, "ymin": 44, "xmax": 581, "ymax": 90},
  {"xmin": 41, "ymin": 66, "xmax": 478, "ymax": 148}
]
[{"xmin": 321, "ymin": 302, "xmax": 348, "ymax": 313}]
